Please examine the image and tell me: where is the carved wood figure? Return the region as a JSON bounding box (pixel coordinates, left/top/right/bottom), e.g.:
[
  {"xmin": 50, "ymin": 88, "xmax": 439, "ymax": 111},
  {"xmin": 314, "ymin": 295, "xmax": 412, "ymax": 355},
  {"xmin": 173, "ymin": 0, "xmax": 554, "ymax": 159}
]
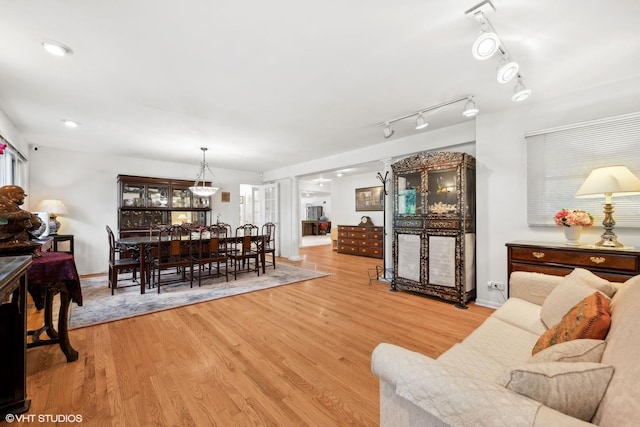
[{"xmin": 0, "ymin": 185, "xmax": 43, "ymax": 255}]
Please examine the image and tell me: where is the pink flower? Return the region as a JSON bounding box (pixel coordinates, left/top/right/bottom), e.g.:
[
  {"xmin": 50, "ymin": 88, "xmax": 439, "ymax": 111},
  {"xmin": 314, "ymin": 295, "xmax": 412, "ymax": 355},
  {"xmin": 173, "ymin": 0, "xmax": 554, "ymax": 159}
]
[{"xmin": 554, "ymin": 209, "xmax": 594, "ymax": 227}]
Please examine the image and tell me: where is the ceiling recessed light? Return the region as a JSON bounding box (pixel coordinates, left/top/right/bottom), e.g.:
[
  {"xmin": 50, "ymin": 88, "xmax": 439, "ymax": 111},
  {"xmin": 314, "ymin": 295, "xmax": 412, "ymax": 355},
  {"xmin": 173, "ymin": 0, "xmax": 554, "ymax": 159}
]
[
  {"xmin": 42, "ymin": 41, "xmax": 73, "ymax": 57},
  {"xmin": 62, "ymin": 119, "xmax": 80, "ymax": 128}
]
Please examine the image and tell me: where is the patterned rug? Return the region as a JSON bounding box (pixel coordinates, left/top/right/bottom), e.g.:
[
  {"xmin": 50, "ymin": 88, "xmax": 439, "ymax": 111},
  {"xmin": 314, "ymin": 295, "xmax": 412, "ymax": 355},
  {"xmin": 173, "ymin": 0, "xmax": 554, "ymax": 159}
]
[{"xmin": 69, "ymin": 263, "xmax": 329, "ymax": 329}]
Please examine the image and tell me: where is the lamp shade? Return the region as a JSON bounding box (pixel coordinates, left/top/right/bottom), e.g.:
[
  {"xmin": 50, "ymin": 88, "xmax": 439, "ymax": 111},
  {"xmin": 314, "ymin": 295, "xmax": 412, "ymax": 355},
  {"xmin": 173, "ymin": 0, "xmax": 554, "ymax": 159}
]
[
  {"xmin": 575, "ymin": 166, "xmax": 640, "ymax": 200},
  {"xmin": 36, "ymin": 199, "xmax": 68, "ymax": 215}
]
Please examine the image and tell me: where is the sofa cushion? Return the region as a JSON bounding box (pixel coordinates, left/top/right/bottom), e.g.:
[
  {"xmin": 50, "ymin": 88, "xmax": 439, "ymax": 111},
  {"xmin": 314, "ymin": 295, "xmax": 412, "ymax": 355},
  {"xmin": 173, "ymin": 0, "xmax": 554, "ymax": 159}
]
[
  {"xmin": 540, "ymin": 268, "xmax": 615, "ymax": 329},
  {"xmin": 593, "ymin": 274, "xmax": 640, "ymax": 426},
  {"xmin": 491, "ymin": 297, "xmax": 547, "ymax": 335},
  {"xmin": 501, "ymin": 362, "xmax": 614, "ymax": 421},
  {"xmin": 529, "ymin": 339, "xmax": 606, "ymax": 363},
  {"xmin": 462, "ymin": 317, "xmax": 540, "ymax": 366},
  {"xmin": 533, "ymin": 292, "xmax": 611, "ymax": 355},
  {"xmin": 437, "ymin": 343, "xmax": 509, "ymax": 384}
]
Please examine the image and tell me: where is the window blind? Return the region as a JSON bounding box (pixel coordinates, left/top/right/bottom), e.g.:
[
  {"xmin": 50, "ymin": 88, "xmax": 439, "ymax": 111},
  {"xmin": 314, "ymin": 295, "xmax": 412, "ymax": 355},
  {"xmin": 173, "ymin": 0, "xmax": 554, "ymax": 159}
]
[{"xmin": 526, "ymin": 112, "xmax": 640, "ymax": 227}]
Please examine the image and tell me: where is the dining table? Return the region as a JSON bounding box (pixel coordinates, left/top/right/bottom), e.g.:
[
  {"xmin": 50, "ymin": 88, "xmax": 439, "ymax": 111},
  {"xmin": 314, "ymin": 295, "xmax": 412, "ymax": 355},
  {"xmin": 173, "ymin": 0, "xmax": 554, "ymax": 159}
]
[{"xmin": 117, "ymin": 233, "xmax": 267, "ymax": 294}]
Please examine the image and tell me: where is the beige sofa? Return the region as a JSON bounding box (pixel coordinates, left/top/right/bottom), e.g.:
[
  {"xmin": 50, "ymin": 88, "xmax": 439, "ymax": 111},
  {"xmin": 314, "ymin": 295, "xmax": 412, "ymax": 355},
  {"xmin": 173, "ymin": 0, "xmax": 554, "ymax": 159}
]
[{"xmin": 371, "ymin": 269, "xmax": 640, "ymax": 426}]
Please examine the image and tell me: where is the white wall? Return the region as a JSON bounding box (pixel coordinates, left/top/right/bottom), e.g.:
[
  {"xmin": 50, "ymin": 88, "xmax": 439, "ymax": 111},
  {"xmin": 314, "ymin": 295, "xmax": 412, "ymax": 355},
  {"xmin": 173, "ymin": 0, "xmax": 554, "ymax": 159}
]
[
  {"xmin": 475, "ymin": 76, "xmax": 640, "ymax": 307},
  {"xmin": 28, "ymin": 146, "xmax": 261, "ymax": 275},
  {"xmin": 266, "ymin": 78, "xmax": 640, "ymax": 309}
]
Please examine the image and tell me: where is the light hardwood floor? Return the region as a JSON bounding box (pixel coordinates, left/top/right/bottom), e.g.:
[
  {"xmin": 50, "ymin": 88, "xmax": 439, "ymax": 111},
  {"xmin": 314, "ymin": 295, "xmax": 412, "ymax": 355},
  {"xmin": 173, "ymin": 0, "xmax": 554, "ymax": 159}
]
[{"xmin": 23, "ymin": 244, "xmax": 493, "ymax": 426}]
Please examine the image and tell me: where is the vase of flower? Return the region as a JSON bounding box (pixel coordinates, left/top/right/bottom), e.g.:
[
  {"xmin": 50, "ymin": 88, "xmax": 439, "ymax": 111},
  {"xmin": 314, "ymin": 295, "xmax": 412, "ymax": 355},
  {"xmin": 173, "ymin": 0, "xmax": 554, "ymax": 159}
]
[
  {"xmin": 563, "ymin": 225, "xmax": 582, "ymax": 246},
  {"xmin": 554, "ymin": 209, "xmax": 594, "ymax": 246}
]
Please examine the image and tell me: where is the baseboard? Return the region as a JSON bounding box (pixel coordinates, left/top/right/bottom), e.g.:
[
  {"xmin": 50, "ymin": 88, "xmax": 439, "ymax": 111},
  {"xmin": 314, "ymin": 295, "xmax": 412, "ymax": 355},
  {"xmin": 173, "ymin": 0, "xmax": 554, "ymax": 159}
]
[{"xmin": 474, "ymin": 298, "xmax": 503, "ymax": 309}]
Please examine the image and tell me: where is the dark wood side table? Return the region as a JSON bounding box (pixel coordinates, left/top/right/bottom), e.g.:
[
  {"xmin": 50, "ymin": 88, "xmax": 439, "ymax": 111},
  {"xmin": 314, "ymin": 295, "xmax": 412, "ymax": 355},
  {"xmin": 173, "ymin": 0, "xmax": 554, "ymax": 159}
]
[
  {"xmin": 0, "ymin": 255, "xmax": 33, "ymax": 418},
  {"xmin": 27, "ymin": 252, "xmax": 83, "ymax": 362},
  {"xmin": 506, "ymin": 240, "xmax": 640, "ymax": 285},
  {"xmin": 52, "ymin": 234, "xmax": 74, "ymax": 255}
]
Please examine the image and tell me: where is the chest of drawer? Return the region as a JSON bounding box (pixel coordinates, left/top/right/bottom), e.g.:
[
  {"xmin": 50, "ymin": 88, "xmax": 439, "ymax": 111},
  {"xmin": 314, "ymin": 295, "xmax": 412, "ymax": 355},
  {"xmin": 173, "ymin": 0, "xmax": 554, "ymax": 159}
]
[{"xmin": 510, "ymin": 247, "xmax": 639, "ymax": 273}]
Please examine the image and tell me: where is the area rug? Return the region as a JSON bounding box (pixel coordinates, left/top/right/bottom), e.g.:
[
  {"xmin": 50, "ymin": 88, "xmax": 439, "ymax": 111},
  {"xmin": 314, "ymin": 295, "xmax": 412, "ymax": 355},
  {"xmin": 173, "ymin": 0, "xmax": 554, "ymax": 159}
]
[{"xmin": 69, "ymin": 264, "xmax": 329, "ymax": 329}]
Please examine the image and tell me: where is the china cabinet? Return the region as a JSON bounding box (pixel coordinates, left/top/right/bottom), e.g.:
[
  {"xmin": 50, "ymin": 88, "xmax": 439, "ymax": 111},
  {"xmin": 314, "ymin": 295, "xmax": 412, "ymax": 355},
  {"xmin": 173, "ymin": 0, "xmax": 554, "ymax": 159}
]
[
  {"xmin": 392, "ymin": 152, "xmax": 476, "ymax": 306},
  {"xmin": 117, "ymin": 175, "xmax": 211, "ymax": 237}
]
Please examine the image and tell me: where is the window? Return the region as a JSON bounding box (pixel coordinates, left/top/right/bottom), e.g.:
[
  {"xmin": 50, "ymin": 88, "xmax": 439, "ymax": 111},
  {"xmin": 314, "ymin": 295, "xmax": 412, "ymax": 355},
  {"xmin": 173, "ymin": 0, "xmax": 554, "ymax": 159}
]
[
  {"xmin": 526, "ymin": 112, "xmax": 640, "ymax": 227},
  {"xmin": 0, "ymin": 136, "xmax": 27, "ymax": 187}
]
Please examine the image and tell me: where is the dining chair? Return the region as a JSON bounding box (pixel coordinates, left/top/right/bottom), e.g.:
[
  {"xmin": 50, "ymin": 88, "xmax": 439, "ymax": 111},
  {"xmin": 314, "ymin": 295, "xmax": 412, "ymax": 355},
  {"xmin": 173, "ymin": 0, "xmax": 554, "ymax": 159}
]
[
  {"xmin": 229, "ymin": 224, "xmax": 260, "ymax": 279},
  {"xmin": 261, "ymin": 222, "xmax": 276, "ymax": 270},
  {"xmin": 151, "ymin": 224, "xmax": 194, "ymax": 292},
  {"xmin": 191, "ymin": 224, "xmax": 229, "ymax": 286},
  {"xmin": 106, "ymin": 225, "xmax": 142, "ymax": 295}
]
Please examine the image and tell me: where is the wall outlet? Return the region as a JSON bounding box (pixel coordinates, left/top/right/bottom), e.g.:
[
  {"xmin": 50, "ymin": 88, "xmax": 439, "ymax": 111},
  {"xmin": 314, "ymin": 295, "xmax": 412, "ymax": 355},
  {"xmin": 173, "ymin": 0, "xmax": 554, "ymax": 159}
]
[{"xmin": 487, "ymin": 281, "xmax": 505, "ymax": 291}]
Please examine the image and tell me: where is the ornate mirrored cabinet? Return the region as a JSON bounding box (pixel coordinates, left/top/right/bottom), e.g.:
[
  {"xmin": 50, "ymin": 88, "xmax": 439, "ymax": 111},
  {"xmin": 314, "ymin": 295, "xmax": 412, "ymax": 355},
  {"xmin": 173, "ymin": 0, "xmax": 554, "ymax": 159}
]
[{"xmin": 392, "ymin": 152, "xmax": 476, "ymax": 306}]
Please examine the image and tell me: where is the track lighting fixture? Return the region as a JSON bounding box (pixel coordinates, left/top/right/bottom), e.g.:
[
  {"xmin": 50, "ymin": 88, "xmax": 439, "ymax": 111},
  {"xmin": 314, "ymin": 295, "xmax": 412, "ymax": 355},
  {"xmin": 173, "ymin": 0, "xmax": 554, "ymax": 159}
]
[
  {"xmin": 383, "ymin": 123, "xmax": 394, "ymax": 138},
  {"xmin": 379, "ymin": 95, "xmax": 477, "ymax": 138},
  {"xmin": 496, "ymin": 56, "xmax": 519, "ymax": 84},
  {"xmin": 415, "ymin": 113, "xmax": 429, "ymax": 130},
  {"xmin": 462, "ymin": 97, "xmax": 479, "ymax": 117},
  {"xmin": 472, "ymin": 29, "xmax": 500, "ymax": 60},
  {"xmin": 467, "ymin": 0, "xmax": 532, "ymax": 101},
  {"xmin": 512, "ymin": 76, "xmax": 532, "ymax": 102}
]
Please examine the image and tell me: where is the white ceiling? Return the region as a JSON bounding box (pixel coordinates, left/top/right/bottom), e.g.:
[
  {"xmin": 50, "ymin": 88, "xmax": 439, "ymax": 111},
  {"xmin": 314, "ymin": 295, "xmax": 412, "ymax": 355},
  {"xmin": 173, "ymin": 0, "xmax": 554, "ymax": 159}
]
[{"xmin": 1, "ymin": 1, "xmax": 639, "ymax": 180}]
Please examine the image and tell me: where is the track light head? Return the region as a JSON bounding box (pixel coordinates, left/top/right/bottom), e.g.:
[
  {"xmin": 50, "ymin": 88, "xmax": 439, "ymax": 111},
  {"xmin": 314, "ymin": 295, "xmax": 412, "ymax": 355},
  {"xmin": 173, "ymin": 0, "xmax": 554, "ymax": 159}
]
[
  {"xmin": 496, "ymin": 56, "xmax": 519, "ymax": 83},
  {"xmin": 472, "ymin": 30, "xmax": 500, "ymax": 60},
  {"xmin": 462, "ymin": 98, "xmax": 479, "ymax": 117},
  {"xmin": 415, "ymin": 113, "xmax": 429, "ymax": 130},
  {"xmin": 512, "ymin": 77, "xmax": 532, "ymax": 102},
  {"xmin": 383, "ymin": 123, "xmax": 394, "ymax": 138}
]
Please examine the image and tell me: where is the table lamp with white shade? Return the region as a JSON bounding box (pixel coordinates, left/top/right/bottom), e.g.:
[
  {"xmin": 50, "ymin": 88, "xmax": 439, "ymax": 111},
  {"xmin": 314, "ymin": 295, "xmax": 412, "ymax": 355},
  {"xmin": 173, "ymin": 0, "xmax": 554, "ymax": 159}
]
[
  {"xmin": 35, "ymin": 199, "xmax": 68, "ymax": 235},
  {"xmin": 575, "ymin": 165, "xmax": 640, "ymax": 247}
]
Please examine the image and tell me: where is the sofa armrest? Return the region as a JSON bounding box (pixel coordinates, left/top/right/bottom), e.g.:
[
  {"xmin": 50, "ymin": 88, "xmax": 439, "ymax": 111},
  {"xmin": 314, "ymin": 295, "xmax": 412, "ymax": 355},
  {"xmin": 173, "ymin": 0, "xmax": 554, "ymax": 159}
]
[
  {"xmin": 372, "ymin": 343, "xmax": 594, "ymax": 427},
  {"xmin": 509, "ymin": 271, "xmax": 562, "ymax": 305}
]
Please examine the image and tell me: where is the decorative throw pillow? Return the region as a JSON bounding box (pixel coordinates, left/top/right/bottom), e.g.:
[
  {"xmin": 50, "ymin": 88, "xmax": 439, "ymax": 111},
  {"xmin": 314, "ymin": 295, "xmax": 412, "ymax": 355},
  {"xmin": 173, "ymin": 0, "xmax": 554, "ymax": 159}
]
[
  {"xmin": 540, "ymin": 268, "xmax": 615, "ymax": 328},
  {"xmin": 533, "ymin": 292, "xmax": 611, "ymax": 355},
  {"xmin": 501, "ymin": 362, "xmax": 614, "ymax": 421},
  {"xmin": 529, "ymin": 339, "xmax": 606, "ymax": 363}
]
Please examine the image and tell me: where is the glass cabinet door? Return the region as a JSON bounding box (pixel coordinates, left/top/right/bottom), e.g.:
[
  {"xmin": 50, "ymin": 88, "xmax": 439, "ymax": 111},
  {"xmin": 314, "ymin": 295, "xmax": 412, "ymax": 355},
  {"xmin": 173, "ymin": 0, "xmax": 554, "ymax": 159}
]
[
  {"xmin": 172, "ymin": 188, "xmax": 191, "ymax": 208},
  {"xmin": 396, "ymin": 172, "xmax": 423, "ymax": 215},
  {"xmin": 427, "ymin": 168, "xmax": 458, "ymax": 215},
  {"xmin": 193, "ymin": 195, "xmax": 210, "ymax": 208},
  {"xmin": 147, "ymin": 185, "xmax": 169, "ymax": 207},
  {"xmin": 122, "ymin": 183, "xmax": 146, "ymax": 207}
]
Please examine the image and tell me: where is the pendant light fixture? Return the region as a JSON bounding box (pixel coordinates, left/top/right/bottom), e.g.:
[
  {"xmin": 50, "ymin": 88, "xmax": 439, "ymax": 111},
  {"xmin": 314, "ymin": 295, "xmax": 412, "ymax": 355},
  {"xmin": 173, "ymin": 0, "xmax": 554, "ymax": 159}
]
[{"xmin": 189, "ymin": 147, "xmax": 220, "ymax": 197}]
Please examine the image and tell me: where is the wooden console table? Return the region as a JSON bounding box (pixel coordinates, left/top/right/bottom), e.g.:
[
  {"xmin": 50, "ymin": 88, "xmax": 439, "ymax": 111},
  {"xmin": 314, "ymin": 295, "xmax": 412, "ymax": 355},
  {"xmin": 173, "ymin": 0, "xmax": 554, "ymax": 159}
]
[
  {"xmin": 0, "ymin": 256, "xmax": 33, "ymax": 418},
  {"xmin": 506, "ymin": 240, "xmax": 640, "ymax": 284},
  {"xmin": 27, "ymin": 252, "xmax": 83, "ymax": 362}
]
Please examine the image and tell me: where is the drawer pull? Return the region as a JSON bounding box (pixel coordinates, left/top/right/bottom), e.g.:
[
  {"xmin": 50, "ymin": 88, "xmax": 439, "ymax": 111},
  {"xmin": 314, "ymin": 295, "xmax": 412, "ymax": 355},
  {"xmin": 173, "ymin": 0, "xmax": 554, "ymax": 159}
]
[
  {"xmin": 590, "ymin": 256, "xmax": 606, "ymax": 264},
  {"xmin": 532, "ymin": 252, "xmax": 545, "ymax": 259}
]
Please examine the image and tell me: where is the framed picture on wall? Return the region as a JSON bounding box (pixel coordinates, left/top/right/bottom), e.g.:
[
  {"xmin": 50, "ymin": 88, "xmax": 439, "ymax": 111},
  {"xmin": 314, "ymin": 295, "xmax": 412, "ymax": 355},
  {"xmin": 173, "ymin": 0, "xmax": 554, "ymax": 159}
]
[{"xmin": 355, "ymin": 186, "xmax": 383, "ymax": 211}]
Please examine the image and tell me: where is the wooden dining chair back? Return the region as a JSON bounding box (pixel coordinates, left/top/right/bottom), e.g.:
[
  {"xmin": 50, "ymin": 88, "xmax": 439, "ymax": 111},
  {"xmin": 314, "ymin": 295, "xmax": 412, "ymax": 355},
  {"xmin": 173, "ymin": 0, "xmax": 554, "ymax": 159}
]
[
  {"xmin": 106, "ymin": 225, "xmax": 141, "ymax": 295},
  {"xmin": 192, "ymin": 224, "xmax": 229, "ymax": 286},
  {"xmin": 261, "ymin": 222, "xmax": 276, "ymax": 270},
  {"xmin": 229, "ymin": 224, "xmax": 260, "ymax": 279},
  {"xmin": 151, "ymin": 225, "xmax": 194, "ymax": 292}
]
